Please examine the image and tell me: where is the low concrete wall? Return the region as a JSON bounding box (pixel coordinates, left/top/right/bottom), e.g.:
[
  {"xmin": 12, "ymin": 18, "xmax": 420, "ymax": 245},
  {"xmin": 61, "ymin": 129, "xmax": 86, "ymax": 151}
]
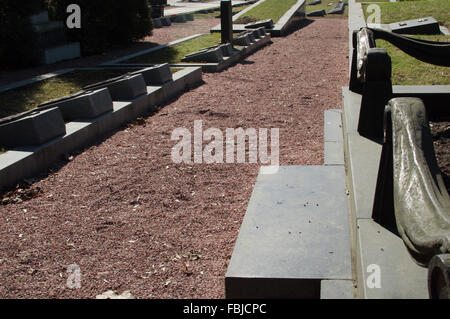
[{"xmin": 0, "ymin": 67, "xmax": 203, "ymax": 192}]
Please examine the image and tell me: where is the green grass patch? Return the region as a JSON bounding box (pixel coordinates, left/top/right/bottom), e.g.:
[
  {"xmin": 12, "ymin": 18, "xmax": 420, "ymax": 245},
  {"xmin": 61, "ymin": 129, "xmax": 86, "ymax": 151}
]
[
  {"xmin": 193, "ymin": 4, "xmax": 253, "ymax": 19},
  {"xmin": 376, "ymin": 35, "xmax": 450, "ymax": 85},
  {"xmin": 0, "ymin": 69, "xmax": 132, "ymax": 119},
  {"xmin": 0, "ymin": 148, "xmax": 5, "ymax": 155},
  {"xmin": 362, "ymin": 0, "xmax": 450, "ymax": 29},
  {"xmin": 237, "ymin": 0, "xmax": 298, "ymax": 24},
  {"xmin": 306, "ymin": 0, "xmax": 348, "ymax": 18},
  {"xmin": 356, "ymin": 0, "xmax": 390, "ymax": 2},
  {"xmin": 124, "ymin": 33, "xmax": 222, "ymax": 64}
]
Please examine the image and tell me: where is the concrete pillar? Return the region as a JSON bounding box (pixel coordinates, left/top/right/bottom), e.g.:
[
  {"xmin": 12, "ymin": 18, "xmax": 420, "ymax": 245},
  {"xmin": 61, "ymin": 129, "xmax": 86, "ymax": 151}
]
[{"xmin": 220, "ymin": 0, "xmax": 233, "ymax": 44}]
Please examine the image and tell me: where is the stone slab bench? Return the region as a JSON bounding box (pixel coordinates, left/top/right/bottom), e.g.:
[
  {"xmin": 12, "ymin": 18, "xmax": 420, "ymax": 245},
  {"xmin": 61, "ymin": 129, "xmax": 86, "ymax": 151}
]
[{"xmin": 225, "ymin": 165, "xmax": 352, "ymax": 298}]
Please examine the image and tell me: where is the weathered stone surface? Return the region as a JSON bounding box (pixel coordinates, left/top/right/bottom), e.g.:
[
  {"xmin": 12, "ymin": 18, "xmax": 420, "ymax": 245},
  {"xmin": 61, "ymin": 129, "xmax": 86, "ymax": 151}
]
[
  {"xmin": 232, "ymin": 34, "xmax": 251, "ymax": 46},
  {"xmin": 0, "ymin": 108, "xmax": 66, "ymax": 147},
  {"xmin": 308, "ymin": 0, "xmax": 322, "ymax": 5},
  {"xmin": 51, "ymin": 88, "xmax": 113, "ymax": 121},
  {"xmin": 219, "ymin": 43, "xmax": 233, "ymax": 56},
  {"xmin": 388, "ymin": 98, "xmax": 450, "ymax": 264}
]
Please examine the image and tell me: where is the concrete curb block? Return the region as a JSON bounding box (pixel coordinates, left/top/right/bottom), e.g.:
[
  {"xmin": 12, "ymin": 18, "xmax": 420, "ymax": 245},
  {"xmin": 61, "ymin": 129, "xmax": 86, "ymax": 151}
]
[
  {"xmin": 0, "ymin": 67, "xmax": 203, "ymax": 192},
  {"xmin": 50, "ymin": 88, "xmax": 114, "ymax": 121},
  {"xmin": 0, "ymin": 108, "xmax": 66, "ymax": 148},
  {"xmin": 114, "ymin": 35, "xmax": 272, "ymax": 73},
  {"xmin": 210, "ymin": 0, "xmax": 306, "ymax": 37}
]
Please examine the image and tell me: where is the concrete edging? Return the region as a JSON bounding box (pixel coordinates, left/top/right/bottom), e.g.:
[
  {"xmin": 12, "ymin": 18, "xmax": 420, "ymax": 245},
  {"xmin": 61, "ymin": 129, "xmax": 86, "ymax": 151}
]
[
  {"xmin": 210, "ymin": 0, "xmax": 306, "ymax": 37},
  {"xmin": 108, "ymin": 34, "xmax": 272, "ymax": 73},
  {"xmin": 0, "ymin": 67, "xmax": 203, "ymax": 192}
]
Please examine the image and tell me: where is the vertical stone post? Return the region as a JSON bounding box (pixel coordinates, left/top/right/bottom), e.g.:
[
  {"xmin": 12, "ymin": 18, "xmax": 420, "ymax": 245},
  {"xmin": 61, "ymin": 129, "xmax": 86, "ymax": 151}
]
[{"xmin": 221, "ymin": 0, "xmax": 233, "ymax": 44}]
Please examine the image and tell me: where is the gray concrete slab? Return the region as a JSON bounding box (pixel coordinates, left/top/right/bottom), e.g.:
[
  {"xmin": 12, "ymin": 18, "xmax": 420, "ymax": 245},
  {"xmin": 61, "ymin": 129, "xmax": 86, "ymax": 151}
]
[
  {"xmin": 325, "ymin": 142, "xmax": 345, "ymax": 166},
  {"xmin": 342, "ymin": 86, "xmax": 362, "ymax": 134},
  {"xmin": 320, "ymin": 280, "xmax": 355, "ymax": 299},
  {"xmin": 226, "ymin": 165, "xmax": 352, "ymax": 298},
  {"xmin": 324, "ymin": 109, "xmax": 343, "ymax": 142},
  {"xmin": 357, "ymin": 219, "xmax": 429, "ymax": 299},
  {"xmin": 136, "ymin": 64, "xmax": 173, "ymax": 85},
  {"xmin": 346, "ymin": 133, "xmax": 382, "ymax": 219}
]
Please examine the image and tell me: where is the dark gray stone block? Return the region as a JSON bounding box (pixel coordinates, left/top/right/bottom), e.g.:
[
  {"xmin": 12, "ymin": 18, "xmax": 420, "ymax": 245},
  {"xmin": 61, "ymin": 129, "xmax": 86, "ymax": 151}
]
[
  {"xmin": 106, "ymin": 74, "xmax": 147, "ymax": 101},
  {"xmin": 0, "ymin": 108, "xmax": 66, "ymax": 147},
  {"xmin": 173, "ymin": 14, "xmax": 187, "ymax": 23},
  {"xmin": 308, "ymin": 0, "xmax": 322, "ymax": 5},
  {"xmin": 134, "ymin": 64, "xmax": 173, "ymax": 85},
  {"xmin": 185, "ymin": 13, "xmax": 194, "ymax": 21},
  {"xmin": 390, "ymin": 17, "xmax": 440, "ymax": 35},
  {"xmin": 51, "ymin": 88, "xmax": 113, "ymax": 121},
  {"xmin": 257, "ymin": 27, "xmax": 267, "ymax": 37},
  {"xmin": 244, "ymin": 19, "xmax": 274, "ymax": 30},
  {"xmin": 232, "ymin": 34, "xmax": 251, "ymax": 46},
  {"xmin": 308, "ymin": 10, "xmax": 326, "ymax": 17},
  {"xmin": 161, "ymin": 17, "xmax": 172, "ymax": 26},
  {"xmin": 219, "ymin": 43, "xmax": 234, "ymax": 56},
  {"xmin": 181, "ymin": 47, "xmax": 224, "ymax": 63},
  {"xmin": 247, "ymin": 32, "xmax": 256, "ymax": 43},
  {"xmin": 153, "ymin": 18, "xmax": 163, "ymax": 28},
  {"xmin": 226, "ymin": 165, "xmax": 352, "ymax": 298},
  {"xmin": 328, "ymin": 2, "xmax": 346, "ymax": 15}
]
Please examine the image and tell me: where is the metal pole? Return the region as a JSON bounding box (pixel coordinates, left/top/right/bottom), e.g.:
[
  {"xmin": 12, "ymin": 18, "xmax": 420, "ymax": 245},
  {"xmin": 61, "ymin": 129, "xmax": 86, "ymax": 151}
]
[{"xmin": 220, "ymin": 0, "xmax": 233, "ymax": 44}]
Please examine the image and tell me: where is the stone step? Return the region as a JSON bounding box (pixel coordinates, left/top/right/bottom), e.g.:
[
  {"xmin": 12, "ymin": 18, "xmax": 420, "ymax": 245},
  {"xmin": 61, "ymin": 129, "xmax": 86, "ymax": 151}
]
[{"xmin": 225, "ymin": 165, "xmax": 352, "ymax": 299}]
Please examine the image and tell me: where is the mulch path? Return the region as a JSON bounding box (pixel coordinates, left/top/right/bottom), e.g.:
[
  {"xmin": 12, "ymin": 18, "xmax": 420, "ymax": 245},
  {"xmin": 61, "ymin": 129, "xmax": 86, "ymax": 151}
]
[{"xmin": 0, "ymin": 18, "xmax": 349, "ymax": 298}]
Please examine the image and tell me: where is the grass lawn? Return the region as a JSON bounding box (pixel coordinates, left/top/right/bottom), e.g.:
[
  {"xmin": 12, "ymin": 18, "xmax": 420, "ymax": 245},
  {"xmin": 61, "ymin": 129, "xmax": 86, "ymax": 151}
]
[
  {"xmin": 193, "ymin": 3, "xmax": 253, "ymax": 19},
  {"xmin": 0, "ymin": 69, "xmax": 134, "ymax": 120},
  {"xmin": 306, "ymin": 0, "xmax": 348, "ymax": 18},
  {"xmin": 124, "ymin": 33, "xmax": 222, "ymax": 64},
  {"xmin": 362, "ymin": 0, "xmax": 450, "ymax": 29},
  {"xmin": 376, "ymin": 35, "xmax": 450, "ymax": 85},
  {"xmin": 237, "ymin": 0, "xmax": 298, "ymax": 24}
]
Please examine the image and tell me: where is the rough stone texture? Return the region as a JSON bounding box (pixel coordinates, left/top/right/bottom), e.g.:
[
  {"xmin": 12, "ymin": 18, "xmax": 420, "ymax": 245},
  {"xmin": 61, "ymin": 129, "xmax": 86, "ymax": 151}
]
[
  {"xmin": 320, "ymin": 280, "xmax": 354, "ymax": 299},
  {"xmin": 0, "ymin": 108, "xmax": 66, "ymax": 147},
  {"xmin": 0, "ymin": 19, "xmax": 348, "ymax": 299},
  {"xmin": 182, "ymin": 47, "xmax": 224, "ymax": 63}
]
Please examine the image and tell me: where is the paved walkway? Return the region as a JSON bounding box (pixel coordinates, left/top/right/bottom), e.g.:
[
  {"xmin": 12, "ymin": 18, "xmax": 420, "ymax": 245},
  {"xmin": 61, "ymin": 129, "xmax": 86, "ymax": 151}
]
[{"xmin": 0, "ymin": 18, "xmax": 349, "ymax": 298}]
